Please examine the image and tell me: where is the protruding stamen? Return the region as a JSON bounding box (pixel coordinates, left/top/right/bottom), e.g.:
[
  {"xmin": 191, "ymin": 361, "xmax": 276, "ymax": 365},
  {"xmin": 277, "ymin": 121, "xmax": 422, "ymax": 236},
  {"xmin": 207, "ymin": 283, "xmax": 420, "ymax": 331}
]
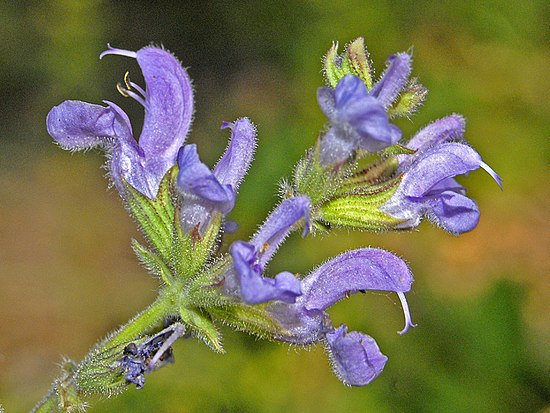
[
  {"xmin": 116, "ymin": 82, "xmax": 130, "ymax": 98},
  {"xmin": 129, "ymin": 81, "xmax": 146, "ymax": 98},
  {"xmin": 99, "ymin": 44, "xmax": 137, "ymax": 60},
  {"xmin": 480, "ymin": 161, "xmax": 503, "ymax": 190},
  {"xmin": 396, "ymin": 292, "xmax": 417, "ymax": 335},
  {"xmin": 123, "ymin": 71, "xmax": 132, "ymax": 90},
  {"xmin": 116, "ymin": 82, "xmax": 147, "ymax": 109}
]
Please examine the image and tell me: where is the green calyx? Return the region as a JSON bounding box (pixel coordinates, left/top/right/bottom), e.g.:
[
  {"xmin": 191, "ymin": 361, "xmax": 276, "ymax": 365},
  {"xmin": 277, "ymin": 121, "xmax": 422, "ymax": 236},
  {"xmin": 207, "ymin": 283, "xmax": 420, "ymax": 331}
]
[
  {"xmin": 324, "ymin": 37, "xmax": 374, "ymax": 89},
  {"xmin": 289, "ymin": 145, "xmax": 407, "ymax": 232},
  {"xmin": 387, "ymin": 77, "xmax": 428, "ymax": 119},
  {"xmin": 123, "ymin": 167, "xmax": 222, "ymax": 284},
  {"xmin": 320, "ymin": 156, "xmax": 406, "ymax": 231}
]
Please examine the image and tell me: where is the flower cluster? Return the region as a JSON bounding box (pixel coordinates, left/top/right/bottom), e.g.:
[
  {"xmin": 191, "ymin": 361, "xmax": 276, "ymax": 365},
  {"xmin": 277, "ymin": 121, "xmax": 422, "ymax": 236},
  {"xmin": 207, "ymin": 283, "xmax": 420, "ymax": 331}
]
[{"xmin": 37, "ymin": 37, "xmax": 499, "ymax": 410}]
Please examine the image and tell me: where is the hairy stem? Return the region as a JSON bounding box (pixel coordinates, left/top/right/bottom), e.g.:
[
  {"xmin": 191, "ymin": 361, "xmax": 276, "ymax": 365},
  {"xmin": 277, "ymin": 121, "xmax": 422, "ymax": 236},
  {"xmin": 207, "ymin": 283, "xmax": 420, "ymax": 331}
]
[{"xmin": 32, "ymin": 292, "xmax": 175, "ymax": 413}]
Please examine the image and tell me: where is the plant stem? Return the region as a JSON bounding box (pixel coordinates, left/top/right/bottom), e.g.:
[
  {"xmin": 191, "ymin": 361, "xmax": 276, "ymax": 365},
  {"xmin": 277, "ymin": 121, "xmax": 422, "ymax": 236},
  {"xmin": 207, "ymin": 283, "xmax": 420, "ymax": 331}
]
[{"xmin": 31, "ymin": 292, "xmax": 175, "ymax": 413}]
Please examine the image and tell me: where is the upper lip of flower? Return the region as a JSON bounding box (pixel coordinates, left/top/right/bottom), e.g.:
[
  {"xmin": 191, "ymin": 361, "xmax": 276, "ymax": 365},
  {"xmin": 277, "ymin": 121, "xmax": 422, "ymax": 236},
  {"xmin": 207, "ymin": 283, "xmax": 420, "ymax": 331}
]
[
  {"xmin": 46, "ymin": 45, "xmax": 194, "ymax": 199},
  {"xmin": 316, "ymin": 74, "xmax": 403, "ymax": 164}
]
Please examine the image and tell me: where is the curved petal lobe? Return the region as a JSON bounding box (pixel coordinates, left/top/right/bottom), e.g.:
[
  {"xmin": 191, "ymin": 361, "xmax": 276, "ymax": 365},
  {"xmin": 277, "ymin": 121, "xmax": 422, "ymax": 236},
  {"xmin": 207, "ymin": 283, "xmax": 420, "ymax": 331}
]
[
  {"xmin": 137, "ymin": 47, "xmax": 194, "ymax": 185},
  {"xmin": 230, "ymin": 241, "xmax": 301, "ymax": 304},
  {"xmin": 46, "ymin": 100, "xmax": 120, "ymax": 150},
  {"xmin": 214, "ymin": 118, "xmax": 257, "ymax": 190},
  {"xmin": 302, "ymin": 248, "xmax": 413, "ymax": 311},
  {"xmin": 177, "ymin": 144, "xmax": 235, "ymax": 214},
  {"xmin": 326, "ymin": 325, "xmax": 388, "ymax": 386}
]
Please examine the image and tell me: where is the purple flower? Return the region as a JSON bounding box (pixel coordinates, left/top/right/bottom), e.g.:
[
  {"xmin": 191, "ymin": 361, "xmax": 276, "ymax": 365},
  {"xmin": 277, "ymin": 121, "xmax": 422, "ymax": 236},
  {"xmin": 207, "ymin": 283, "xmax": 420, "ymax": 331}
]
[
  {"xmin": 224, "ymin": 196, "xmax": 311, "ymax": 304},
  {"xmin": 317, "ymin": 75, "xmax": 402, "ymax": 164},
  {"xmin": 405, "ymin": 114, "xmax": 466, "ymax": 152},
  {"xmin": 46, "ymin": 45, "xmax": 193, "ymax": 199},
  {"xmin": 381, "ymin": 141, "xmax": 502, "ymax": 234},
  {"xmin": 316, "ymin": 53, "xmax": 414, "ymax": 164},
  {"xmin": 370, "ymin": 52, "xmax": 412, "ymax": 109},
  {"xmin": 268, "ymin": 248, "xmax": 415, "ymax": 386},
  {"xmin": 177, "ymin": 119, "xmax": 256, "ymax": 233}
]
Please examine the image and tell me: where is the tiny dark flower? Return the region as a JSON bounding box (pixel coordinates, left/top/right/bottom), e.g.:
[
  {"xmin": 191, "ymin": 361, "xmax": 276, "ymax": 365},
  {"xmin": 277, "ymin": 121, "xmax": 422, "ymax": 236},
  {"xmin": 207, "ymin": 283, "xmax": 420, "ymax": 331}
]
[{"xmin": 119, "ymin": 323, "xmax": 184, "ymax": 389}]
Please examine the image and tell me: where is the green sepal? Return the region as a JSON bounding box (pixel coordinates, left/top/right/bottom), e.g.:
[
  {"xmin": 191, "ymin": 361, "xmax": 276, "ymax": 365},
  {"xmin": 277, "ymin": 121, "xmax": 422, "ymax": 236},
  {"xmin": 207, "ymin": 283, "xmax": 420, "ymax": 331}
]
[
  {"xmin": 335, "ymin": 158, "xmax": 399, "ymax": 196},
  {"xmin": 346, "ymin": 37, "xmax": 374, "ymax": 89},
  {"xmin": 180, "ymin": 306, "xmax": 224, "ymax": 353},
  {"xmin": 323, "ymin": 37, "xmax": 374, "ymax": 89},
  {"xmin": 387, "ymin": 77, "xmax": 428, "ymax": 119},
  {"xmin": 208, "ymin": 303, "xmax": 283, "ymax": 341},
  {"xmin": 291, "ymin": 144, "xmax": 346, "ymax": 205},
  {"xmin": 320, "ymin": 178, "xmax": 405, "ymax": 231},
  {"xmin": 74, "ymin": 342, "xmax": 129, "ymax": 396},
  {"xmin": 132, "ymin": 239, "xmax": 174, "ymax": 286},
  {"xmin": 380, "ymin": 144, "xmax": 416, "ymax": 157},
  {"xmin": 173, "ymin": 211, "xmax": 222, "ymax": 279},
  {"xmin": 123, "ymin": 167, "xmax": 177, "ymax": 264}
]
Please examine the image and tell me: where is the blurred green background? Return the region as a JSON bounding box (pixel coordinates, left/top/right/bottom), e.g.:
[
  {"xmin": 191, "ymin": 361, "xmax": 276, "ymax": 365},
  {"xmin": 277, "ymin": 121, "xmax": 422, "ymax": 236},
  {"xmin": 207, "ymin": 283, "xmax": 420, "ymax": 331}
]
[{"xmin": 0, "ymin": 1, "xmax": 548, "ymax": 412}]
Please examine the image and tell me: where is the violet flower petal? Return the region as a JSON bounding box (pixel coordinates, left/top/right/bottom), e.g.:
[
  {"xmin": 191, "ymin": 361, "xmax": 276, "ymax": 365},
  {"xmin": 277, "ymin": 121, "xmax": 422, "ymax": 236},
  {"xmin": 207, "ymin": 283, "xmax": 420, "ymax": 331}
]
[
  {"xmin": 46, "ymin": 46, "xmax": 194, "ymax": 199},
  {"xmin": 302, "ymin": 248, "xmax": 415, "ymax": 334},
  {"xmin": 381, "ymin": 143, "xmax": 501, "ymax": 234},
  {"xmin": 370, "ymin": 53, "xmax": 412, "ymax": 109},
  {"xmin": 406, "ymin": 114, "xmax": 466, "ymax": 152},
  {"xmin": 177, "ymin": 144, "xmax": 235, "ymax": 214},
  {"xmin": 136, "ymin": 47, "xmax": 194, "ymax": 186},
  {"xmin": 317, "ymin": 75, "xmax": 402, "ymax": 163},
  {"xmin": 428, "ymin": 190, "xmax": 480, "ymax": 234},
  {"xmin": 46, "ymin": 100, "xmax": 125, "ymax": 150},
  {"xmin": 326, "ymin": 325, "xmax": 388, "ymax": 386},
  {"xmin": 230, "ymin": 241, "xmax": 301, "ymax": 304},
  {"xmin": 402, "ymin": 143, "xmax": 501, "ymax": 198},
  {"xmin": 250, "ymin": 196, "xmax": 311, "ymax": 266},
  {"xmin": 302, "ymin": 248, "xmax": 413, "ymax": 310},
  {"xmin": 213, "ymin": 118, "xmax": 257, "ymax": 190}
]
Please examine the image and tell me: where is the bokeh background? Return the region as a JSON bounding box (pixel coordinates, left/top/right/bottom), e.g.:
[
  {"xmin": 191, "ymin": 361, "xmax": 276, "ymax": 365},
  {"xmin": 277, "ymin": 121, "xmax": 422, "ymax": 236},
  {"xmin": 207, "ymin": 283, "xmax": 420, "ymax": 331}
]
[{"xmin": 0, "ymin": 1, "xmax": 548, "ymax": 412}]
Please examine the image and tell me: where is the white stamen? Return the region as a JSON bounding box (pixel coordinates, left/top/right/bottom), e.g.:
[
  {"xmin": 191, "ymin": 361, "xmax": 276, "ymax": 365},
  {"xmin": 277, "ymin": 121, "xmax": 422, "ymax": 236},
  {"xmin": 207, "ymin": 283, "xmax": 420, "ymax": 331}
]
[
  {"xmin": 480, "ymin": 161, "xmax": 503, "ymax": 190},
  {"xmin": 117, "ymin": 84, "xmax": 147, "ymax": 109},
  {"xmin": 397, "ymin": 292, "xmax": 417, "ymax": 335},
  {"xmin": 100, "ymin": 44, "xmax": 137, "ymax": 60},
  {"xmin": 130, "ymin": 81, "xmax": 147, "ymax": 98}
]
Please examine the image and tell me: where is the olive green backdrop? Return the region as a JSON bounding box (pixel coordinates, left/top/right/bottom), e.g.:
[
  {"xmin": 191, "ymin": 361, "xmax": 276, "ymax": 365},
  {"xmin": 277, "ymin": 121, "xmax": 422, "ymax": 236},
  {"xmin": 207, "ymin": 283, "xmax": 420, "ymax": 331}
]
[{"xmin": 0, "ymin": 1, "xmax": 548, "ymax": 412}]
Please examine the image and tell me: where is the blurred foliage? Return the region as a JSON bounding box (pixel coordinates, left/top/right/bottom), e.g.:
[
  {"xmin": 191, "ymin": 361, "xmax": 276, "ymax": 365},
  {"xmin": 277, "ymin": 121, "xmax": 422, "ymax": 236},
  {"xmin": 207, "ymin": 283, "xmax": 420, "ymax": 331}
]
[{"xmin": 0, "ymin": 0, "xmax": 548, "ymax": 412}]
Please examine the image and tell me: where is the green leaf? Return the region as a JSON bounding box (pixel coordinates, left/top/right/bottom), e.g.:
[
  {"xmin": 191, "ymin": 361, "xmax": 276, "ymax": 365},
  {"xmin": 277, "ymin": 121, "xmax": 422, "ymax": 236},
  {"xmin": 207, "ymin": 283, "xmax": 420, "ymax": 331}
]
[
  {"xmin": 180, "ymin": 306, "xmax": 224, "ymax": 353},
  {"xmin": 132, "ymin": 239, "xmax": 174, "ymax": 285}
]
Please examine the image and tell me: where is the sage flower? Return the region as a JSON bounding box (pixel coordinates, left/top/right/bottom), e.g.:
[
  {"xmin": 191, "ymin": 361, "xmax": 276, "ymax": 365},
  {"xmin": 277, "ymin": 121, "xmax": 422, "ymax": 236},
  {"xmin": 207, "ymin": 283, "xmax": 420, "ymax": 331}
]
[
  {"xmin": 46, "ymin": 45, "xmax": 194, "ymax": 199},
  {"xmin": 381, "ymin": 140, "xmax": 502, "ymax": 234},
  {"xmin": 267, "ymin": 248, "xmax": 415, "ymax": 385},
  {"xmin": 317, "ymin": 75, "xmax": 402, "ymax": 164},
  {"xmin": 225, "ymin": 196, "xmax": 310, "ymax": 303},
  {"xmin": 177, "ymin": 119, "xmax": 256, "ymax": 233}
]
